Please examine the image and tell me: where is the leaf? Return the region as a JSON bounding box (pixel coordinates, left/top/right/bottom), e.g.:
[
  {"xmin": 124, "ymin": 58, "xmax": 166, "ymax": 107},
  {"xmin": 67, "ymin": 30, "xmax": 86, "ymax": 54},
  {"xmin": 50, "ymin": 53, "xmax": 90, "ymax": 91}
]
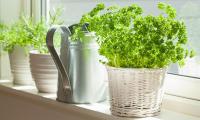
[
  {"xmin": 190, "ymin": 50, "xmax": 195, "ymax": 58},
  {"xmin": 158, "ymin": 2, "xmax": 165, "ymax": 10}
]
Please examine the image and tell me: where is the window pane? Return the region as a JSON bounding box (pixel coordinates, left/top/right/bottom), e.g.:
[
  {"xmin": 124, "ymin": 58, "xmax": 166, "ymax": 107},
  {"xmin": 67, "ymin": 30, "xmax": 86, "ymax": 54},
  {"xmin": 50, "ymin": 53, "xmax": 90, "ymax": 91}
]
[{"xmin": 49, "ymin": 0, "xmax": 200, "ymax": 78}]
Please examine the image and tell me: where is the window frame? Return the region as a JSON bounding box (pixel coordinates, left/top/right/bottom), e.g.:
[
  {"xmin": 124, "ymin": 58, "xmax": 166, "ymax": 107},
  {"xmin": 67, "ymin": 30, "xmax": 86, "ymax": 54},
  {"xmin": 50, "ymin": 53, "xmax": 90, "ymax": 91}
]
[{"xmin": 165, "ymin": 73, "xmax": 200, "ymax": 100}]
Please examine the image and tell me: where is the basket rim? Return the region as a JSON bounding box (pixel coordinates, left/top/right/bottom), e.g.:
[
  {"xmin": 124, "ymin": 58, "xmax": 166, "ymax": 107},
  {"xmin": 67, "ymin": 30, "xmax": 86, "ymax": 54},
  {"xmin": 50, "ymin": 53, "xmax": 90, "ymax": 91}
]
[{"xmin": 106, "ymin": 65, "xmax": 167, "ymax": 71}]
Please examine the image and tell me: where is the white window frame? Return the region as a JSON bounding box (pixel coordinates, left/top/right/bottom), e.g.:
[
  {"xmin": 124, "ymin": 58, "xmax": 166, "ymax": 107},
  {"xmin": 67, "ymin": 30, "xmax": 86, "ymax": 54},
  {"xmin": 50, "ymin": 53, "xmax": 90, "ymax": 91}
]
[
  {"xmin": 165, "ymin": 74, "xmax": 200, "ymax": 100},
  {"xmin": 31, "ymin": 0, "xmax": 48, "ymax": 22}
]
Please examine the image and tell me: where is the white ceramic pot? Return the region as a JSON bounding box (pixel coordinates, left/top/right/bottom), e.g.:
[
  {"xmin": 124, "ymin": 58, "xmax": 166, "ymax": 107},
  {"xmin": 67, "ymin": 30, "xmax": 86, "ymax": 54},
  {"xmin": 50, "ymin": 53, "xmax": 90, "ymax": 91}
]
[
  {"xmin": 9, "ymin": 46, "xmax": 33, "ymax": 85},
  {"xmin": 30, "ymin": 51, "xmax": 58, "ymax": 93}
]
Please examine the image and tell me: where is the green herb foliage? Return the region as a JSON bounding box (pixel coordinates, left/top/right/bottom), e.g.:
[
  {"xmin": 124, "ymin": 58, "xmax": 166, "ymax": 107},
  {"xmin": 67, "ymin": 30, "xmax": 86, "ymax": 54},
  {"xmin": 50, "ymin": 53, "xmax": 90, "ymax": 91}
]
[
  {"xmin": 31, "ymin": 8, "xmax": 64, "ymax": 54},
  {"xmin": 2, "ymin": 16, "xmax": 33, "ymax": 53},
  {"xmin": 1, "ymin": 8, "xmax": 63, "ymax": 54},
  {"xmin": 72, "ymin": 2, "xmax": 195, "ymax": 68},
  {"xmin": 0, "ymin": 23, "xmax": 7, "ymax": 44}
]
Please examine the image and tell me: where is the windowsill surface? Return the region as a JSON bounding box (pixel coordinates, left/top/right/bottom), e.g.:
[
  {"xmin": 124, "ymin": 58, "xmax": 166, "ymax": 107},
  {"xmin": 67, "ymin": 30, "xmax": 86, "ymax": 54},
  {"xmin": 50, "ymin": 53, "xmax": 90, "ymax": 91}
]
[{"xmin": 0, "ymin": 79, "xmax": 200, "ymax": 120}]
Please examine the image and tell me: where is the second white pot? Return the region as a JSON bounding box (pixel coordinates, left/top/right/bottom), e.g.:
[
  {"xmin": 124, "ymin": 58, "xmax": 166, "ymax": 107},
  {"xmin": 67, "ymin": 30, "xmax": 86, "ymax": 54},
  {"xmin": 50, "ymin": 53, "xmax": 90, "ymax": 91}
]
[{"xmin": 30, "ymin": 51, "xmax": 58, "ymax": 93}]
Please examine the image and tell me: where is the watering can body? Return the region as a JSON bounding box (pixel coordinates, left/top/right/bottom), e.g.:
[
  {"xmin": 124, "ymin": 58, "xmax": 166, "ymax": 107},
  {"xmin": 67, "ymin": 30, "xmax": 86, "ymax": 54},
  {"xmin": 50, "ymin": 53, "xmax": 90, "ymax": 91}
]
[{"xmin": 46, "ymin": 25, "xmax": 107, "ymax": 103}]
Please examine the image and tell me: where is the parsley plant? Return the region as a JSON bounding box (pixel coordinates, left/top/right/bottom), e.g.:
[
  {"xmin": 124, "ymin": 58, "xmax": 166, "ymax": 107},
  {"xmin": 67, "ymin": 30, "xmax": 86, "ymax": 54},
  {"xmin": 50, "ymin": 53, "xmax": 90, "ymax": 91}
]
[{"xmin": 72, "ymin": 2, "xmax": 194, "ymax": 68}]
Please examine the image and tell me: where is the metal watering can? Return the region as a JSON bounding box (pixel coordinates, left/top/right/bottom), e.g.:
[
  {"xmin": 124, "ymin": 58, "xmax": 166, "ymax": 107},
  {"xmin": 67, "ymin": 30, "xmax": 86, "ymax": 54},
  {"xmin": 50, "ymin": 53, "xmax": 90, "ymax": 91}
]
[{"xmin": 46, "ymin": 24, "xmax": 107, "ymax": 103}]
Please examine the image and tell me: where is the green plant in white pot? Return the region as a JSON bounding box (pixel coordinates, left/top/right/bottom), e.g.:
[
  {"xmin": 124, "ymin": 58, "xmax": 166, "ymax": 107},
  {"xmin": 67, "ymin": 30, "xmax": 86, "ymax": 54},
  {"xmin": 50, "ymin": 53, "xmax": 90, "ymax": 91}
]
[
  {"xmin": 73, "ymin": 2, "xmax": 195, "ymax": 117},
  {"xmin": 29, "ymin": 8, "xmax": 63, "ymax": 93},
  {"xmin": 1, "ymin": 17, "xmax": 34, "ymax": 85}
]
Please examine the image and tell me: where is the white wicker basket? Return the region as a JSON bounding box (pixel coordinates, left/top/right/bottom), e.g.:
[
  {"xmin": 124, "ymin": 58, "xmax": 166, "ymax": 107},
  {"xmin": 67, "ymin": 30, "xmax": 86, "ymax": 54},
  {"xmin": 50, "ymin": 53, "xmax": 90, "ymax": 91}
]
[{"xmin": 106, "ymin": 66, "xmax": 167, "ymax": 117}]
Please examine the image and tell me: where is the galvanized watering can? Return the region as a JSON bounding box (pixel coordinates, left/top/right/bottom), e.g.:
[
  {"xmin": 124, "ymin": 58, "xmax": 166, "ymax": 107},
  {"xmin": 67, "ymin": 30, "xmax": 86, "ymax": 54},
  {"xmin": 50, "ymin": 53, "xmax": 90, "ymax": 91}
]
[{"xmin": 46, "ymin": 25, "xmax": 107, "ymax": 103}]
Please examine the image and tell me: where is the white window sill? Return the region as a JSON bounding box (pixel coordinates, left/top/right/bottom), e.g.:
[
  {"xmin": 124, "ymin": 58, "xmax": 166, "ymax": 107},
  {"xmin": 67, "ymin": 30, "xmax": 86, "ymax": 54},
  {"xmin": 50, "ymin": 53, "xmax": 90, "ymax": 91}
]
[{"xmin": 0, "ymin": 79, "xmax": 199, "ymax": 120}]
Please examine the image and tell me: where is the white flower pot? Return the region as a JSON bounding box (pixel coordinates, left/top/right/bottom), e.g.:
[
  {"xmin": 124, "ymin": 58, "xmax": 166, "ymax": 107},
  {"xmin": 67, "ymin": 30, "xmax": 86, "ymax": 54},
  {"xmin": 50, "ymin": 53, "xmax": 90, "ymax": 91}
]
[
  {"xmin": 106, "ymin": 66, "xmax": 167, "ymax": 117},
  {"xmin": 9, "ymin": 46, "xmax": 33, "ymax": 85},
  {"xmin": 30, "ymin": 51, "xmax": 58, "ymax": 93}
]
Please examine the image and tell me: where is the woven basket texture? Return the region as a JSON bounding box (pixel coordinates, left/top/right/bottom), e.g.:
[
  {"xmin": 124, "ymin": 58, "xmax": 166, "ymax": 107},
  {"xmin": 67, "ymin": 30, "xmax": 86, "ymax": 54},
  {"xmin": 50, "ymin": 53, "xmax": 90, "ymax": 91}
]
[{"xmin": 106, "ymin": 66, "xmax": 167, "ymax": 117}]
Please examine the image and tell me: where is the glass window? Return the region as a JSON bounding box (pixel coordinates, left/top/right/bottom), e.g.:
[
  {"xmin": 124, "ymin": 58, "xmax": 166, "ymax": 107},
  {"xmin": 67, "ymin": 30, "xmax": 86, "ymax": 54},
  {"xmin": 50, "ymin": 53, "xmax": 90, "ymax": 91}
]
[{"xmin": 49, "ymin": 0, "xmax": 200, "ymax": 78}]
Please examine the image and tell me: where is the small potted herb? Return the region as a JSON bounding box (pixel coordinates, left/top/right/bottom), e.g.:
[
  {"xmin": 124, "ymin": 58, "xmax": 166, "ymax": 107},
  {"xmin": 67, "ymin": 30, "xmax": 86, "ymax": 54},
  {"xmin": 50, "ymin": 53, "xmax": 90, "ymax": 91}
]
[
  {"xmin": 1, "ymin": 17, "xmax": 34, "ymax": 85},
  {"xmin": 73, "ymin": 2, "xmax": 195, "ymax": 117},
  {"xmin": 29, "ymin": 8, "xmax": 63, "ymax": 93}
]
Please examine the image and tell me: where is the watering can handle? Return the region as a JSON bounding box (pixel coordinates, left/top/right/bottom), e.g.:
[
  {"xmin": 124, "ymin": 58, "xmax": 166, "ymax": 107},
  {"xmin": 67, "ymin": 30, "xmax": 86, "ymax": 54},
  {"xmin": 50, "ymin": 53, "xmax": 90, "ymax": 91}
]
[{"xmin": 46, "ymin": 25, "xmax": 72, "ymax": 94}]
